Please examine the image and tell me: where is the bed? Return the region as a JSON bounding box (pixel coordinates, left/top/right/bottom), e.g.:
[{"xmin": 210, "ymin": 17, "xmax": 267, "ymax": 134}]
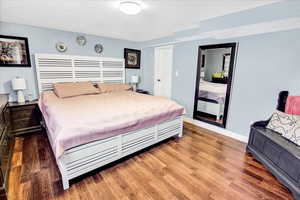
[
  {"xmin": 198, "ymin": 80, "xmax": 227, "ymax": 120},
  {"xmin": 35, "ymin": 54, "xmax": 185, "ymax": 190}
]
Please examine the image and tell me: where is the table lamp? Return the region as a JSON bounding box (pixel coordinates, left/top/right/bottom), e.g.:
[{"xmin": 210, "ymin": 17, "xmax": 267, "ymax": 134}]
[
  {"xmin": 131, "ymin": 75, "xmax": 139, "ymax": 92},
  {"xmin": 12, "ymin": 77, "xmax": 26, "ymax": 103}
]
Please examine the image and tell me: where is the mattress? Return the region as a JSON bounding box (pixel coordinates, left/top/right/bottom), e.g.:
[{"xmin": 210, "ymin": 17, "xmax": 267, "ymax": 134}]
[
  {"xmin": 199, "ymin": 80, "xmax": 227, "ymax": 104},
  {"xmin": 39, "ymin": 91, "xmax": 185, "ymax": 159}
]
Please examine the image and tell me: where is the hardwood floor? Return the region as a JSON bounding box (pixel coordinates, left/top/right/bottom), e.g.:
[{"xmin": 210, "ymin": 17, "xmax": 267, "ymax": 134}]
[{"xmin": 8, "ymin": 122, "xmax": 293, "ymax": 200}]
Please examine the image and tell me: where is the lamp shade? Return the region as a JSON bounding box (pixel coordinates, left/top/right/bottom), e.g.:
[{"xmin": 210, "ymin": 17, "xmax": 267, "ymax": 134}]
[
  {"xmin": 131, "ymin": 75, "xmax": 139, "ymax": 84},
  {"xmin": 12, "ymin": 77, "xmax": 26, "ymax": 90}
]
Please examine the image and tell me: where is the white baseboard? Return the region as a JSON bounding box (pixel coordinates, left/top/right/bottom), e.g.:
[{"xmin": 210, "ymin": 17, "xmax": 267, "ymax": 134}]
[{"xmin": 183, "ymin": 117, "xmax": 249, "ymax": 143}]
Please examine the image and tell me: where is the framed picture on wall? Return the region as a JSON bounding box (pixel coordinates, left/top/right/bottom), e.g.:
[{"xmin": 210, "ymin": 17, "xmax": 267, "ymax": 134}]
[
  {"xmin": 0, "ymin": 35, "xmax": 31, "ymax": 67},
  {"xmin": 124, "ymin": 48, "xmax": 141, "ymax": 69}
]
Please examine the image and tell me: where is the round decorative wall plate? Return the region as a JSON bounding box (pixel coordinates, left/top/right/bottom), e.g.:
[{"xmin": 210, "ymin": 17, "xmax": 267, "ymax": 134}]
[
  {"xmin": 76, "ymin": 35, "xmax": 87, "ymax": 46},
  {"xmin": 94, "ymin": 43, "xmax": 103, "ymax": 54},
  {"xmin": 55, "ymin": 42, "xmax": 68, "ymax": 53}
]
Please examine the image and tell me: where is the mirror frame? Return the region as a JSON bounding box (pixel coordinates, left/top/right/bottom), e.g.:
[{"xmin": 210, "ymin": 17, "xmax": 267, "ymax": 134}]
[{"xmin": 193, "ymin": 43, "xmax": 237, "ymax": 128}]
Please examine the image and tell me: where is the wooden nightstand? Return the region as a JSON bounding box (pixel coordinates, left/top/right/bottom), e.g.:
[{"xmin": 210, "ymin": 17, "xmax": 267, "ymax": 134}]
[{"xmin": 8, "ymin": 100, "xmax": 42, "ymax": 136}]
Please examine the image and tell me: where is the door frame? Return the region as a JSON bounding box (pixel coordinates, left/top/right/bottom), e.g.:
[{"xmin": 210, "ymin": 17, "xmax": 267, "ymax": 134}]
[
  {"xmin": 193, "ymin": 43, "xmax": 237, "ymax": 128},
  {"xmin": 154, "ymin": 45, "xmax": 173, "ymax": 98}
]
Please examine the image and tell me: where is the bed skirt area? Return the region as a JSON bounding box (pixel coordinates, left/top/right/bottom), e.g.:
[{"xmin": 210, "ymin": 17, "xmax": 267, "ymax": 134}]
[{"xmin": 48, "ymin": 116, "xmax": 184, "ymax": 190}]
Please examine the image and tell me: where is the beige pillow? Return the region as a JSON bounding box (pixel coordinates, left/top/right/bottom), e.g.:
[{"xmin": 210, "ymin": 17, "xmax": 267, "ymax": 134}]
[
  {"xmin": 97, "ymin": 83, "xmax": 132, "ymax": 93},
  {"xmin": 53, "ymin": 82, "xmax": 99, "ymax": 98},
  {"xmin": 267, "ymin": 110, "xmax": 300, "ymax": 145}
]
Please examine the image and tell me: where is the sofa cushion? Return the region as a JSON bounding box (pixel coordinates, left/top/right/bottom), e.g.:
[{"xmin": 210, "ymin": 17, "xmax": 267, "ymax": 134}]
[{"xmin": 267, "ymin": 110, "xmax": 300, "ymax": 146}]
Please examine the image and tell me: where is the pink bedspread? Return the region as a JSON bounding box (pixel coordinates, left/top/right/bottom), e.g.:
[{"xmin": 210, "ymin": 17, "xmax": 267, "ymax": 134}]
[{"xmin": 39, "ymin": 91, "xmax": 185, "ymax": 159}]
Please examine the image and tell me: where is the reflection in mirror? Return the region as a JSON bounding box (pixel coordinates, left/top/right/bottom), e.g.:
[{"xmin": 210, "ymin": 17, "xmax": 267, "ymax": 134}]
[{"xmin": 194, "ymin": 43, "xmax": 236, "ymax": 128}]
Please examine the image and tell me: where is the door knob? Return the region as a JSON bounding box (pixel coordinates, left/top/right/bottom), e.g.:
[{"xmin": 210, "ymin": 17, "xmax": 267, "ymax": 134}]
[{"xmin": 157, "ymin": 79, "xmax": 161, "ymax": 82}]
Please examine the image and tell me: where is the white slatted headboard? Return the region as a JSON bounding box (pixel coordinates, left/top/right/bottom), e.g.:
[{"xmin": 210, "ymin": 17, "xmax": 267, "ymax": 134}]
[{"xmin": 35, "ymin": 54, "xmax": 125, "ymax": 93}]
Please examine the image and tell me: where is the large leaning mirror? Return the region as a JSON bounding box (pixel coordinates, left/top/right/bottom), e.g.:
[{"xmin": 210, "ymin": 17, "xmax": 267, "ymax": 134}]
[{"xmin": 193, "ymin": 43, "xmax": 237, "ymax": 128}]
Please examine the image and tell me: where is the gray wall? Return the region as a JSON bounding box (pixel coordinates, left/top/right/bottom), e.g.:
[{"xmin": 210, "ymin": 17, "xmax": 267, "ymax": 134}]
[
  {"xmin": 203, "ymin": 48, "xmax": 231, "ymax": 82},
  {"xmin": 138, "ymin": 1, "xmax": 300, "ymax": 136},
  {"xmin": 140, "ymin": 29, "xmax": 300, "ymax": 137},
  {"xmin": 0, "ymin": 22, "xmax": 141, "ymax": 100}
]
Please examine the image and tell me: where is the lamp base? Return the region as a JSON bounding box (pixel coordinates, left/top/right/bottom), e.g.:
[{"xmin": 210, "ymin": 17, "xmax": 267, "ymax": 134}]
[
  {"xmin": 17, "ymin": 90, "xmax": 25, "ymax": 103},
  {"xmin": 132, "ymin": 84, "xmax": 137, "ymax": 92}
]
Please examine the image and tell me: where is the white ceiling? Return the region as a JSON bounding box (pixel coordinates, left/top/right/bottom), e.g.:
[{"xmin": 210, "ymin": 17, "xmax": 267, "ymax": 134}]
[{"xmin": 0, "ymin": 0, "xmax": 279, "ymax": 41}]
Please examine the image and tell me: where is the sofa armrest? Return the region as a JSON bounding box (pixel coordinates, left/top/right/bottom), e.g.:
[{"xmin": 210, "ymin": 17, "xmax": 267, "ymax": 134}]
[{"xmin": 252, "ymin": 119, "xmax": 270, "ymax": 128}]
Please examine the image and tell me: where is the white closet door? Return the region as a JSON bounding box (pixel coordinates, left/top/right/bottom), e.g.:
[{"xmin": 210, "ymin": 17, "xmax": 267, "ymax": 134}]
[{"xmin": 154, "ymin": 45, "xmax": 173, "ymax": 98}]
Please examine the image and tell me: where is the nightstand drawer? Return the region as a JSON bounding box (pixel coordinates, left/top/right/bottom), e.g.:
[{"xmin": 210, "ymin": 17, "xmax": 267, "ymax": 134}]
[
  {"xmin": 9, "ymin": 101, "xmax": 42, "ymax": 136},
  {"xmin": 11, "ymin": 118, "xmax": 40, "ymax": 131},
  {"xmin": 10, "ymin": 105, "xmax": 37, "ymax": 120}
]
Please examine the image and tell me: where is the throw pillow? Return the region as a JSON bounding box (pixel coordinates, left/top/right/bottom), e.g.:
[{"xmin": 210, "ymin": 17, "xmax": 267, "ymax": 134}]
[{"xmin": 267, "ymin": 110, "xmax": 300, "ymax": 145}]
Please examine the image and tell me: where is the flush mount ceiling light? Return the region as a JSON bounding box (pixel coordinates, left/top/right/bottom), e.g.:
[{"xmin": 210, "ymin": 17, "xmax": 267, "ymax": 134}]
[{"xmin": 119, "ymin": 1, "xmax": 141, "ymax": 15}]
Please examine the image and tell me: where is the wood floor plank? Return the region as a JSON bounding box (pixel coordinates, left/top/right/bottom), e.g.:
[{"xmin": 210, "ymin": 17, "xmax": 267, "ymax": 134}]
[
  {"xmin": 8, "ymin": 122, "xmax": 294, "ymax": 200},
  {"xmin": 8, "ymin": 166, "xmax": 21, "ymax": 200},
  {"xmin": 85, "ymin": 175, "xmax": 116, "ymax": 200},
  {"xmin": 134, "ymin": 156, "xmax": 191, "ymax": 200},
  {"xmin": 13, "ymin": 137, "xmax": 24, "ymax": 153},
  {"xmin": 19, "ymin": 181, "xmax": 32, "ymax": 200},
  {"xmin": 116, "ymin": 163, "xmax": 155, "ymax": 200},
  {"xmin": 32, "ymin": 169, "xmax": 54, "ymax": 200},
  {"xmin": 130, "ymin": 157, "xmax": 179, "ymax": 200},
  {"xmin": 11, "ymin": 151, "xmax": 22, "ymax": 168},
  {"xmin": 102, "ymin": 164, "xmax": 139, "ymax": 200}
]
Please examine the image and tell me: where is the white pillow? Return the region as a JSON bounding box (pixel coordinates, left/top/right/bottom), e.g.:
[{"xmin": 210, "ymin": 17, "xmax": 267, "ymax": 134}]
[{"xmin": 267, "ymin": 110, "xmax": 300, "ymax": 145}]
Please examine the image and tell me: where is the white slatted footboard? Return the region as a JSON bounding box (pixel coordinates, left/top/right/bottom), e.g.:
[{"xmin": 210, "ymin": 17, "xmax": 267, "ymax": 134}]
[{"xmin": 58, "ymin": 116, "xmax": 183, "ymax": 190}]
